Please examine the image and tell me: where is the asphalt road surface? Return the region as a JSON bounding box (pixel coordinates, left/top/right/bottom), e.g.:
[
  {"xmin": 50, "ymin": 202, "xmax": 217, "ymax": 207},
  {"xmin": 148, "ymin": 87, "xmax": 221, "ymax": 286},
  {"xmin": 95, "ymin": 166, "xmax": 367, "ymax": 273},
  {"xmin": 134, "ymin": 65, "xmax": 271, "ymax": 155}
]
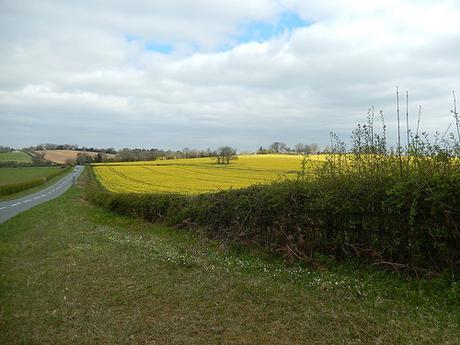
[{"xmin": 0, "ymin": 166, "xmax": 84, "ymax": 224}]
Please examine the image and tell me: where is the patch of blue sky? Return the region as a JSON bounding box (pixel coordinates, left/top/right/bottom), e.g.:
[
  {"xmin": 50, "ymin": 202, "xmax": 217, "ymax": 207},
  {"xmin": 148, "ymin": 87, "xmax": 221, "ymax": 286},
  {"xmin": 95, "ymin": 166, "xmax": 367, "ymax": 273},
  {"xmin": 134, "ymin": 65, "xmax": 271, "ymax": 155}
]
[
  {"xmin": 125, "ymin": 34, "xmax": 140, "ymax": 42},
  {"xmin": 125, "ymin": 11, "xmax": 308, "ymax": 54},
  {"xmin": 125, "ymin": 34, "xmax": 173, "ymax": 54},
  {"xmin": 236, "ymin": 11, "xmax": 309, "ymax": 44},
  {"xmin": 144, "ymin": 40, "xmax": 173, "ymax": 54}
]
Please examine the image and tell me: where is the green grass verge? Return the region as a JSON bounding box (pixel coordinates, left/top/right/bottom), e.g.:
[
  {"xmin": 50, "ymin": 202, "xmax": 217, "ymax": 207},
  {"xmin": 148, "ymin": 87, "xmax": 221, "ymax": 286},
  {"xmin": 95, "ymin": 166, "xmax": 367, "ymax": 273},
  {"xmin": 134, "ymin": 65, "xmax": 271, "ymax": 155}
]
[
  {"xmin": 0, "ymin": 166, "xmax": 64, "ymax": 186},
  {"xmin": 0, "ymin": 167, "xmax": 71, "ymax": 200},
  {"xmin": 0, "ymin": 170, "xmax": 458, "ymax": 344},
  {"xmin": 0, "ymin": 167, "xmax": 73, "ymax": 202},
  {"xmin": 0, "ymin": 151, "xmax": 32, "ymax": 163}
]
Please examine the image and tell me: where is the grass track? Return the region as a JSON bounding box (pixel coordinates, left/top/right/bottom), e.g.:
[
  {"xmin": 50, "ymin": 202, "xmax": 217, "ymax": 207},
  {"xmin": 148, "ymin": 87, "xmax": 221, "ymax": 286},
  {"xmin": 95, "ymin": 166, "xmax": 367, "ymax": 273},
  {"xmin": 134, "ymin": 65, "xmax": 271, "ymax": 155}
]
[{"xmin": 0, "ymin": 170, "xmax": 458, "ymax": 344}]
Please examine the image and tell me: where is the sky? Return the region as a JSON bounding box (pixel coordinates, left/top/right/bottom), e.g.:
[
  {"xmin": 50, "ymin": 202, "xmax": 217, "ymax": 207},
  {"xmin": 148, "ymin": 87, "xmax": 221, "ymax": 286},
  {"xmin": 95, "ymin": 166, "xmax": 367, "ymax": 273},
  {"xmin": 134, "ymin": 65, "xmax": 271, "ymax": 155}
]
[{"xmin": 0, "ymin": 0, "xmax": 459, "ymax": 151}]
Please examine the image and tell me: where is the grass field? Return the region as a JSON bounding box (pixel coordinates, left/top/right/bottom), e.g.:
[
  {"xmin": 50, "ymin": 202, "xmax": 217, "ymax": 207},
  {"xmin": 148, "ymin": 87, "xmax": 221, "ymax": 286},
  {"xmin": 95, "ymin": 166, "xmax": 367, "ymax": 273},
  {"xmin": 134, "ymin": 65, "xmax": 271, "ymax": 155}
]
[
  {"xmin": 93, "ymin": 154, "xmax": 324, "ymax": 194},
  {"xmin": 0, "ymin": 167, "xmax": 64, "ymax": 186},
  {"xmin": 0, "ymin": 151, "xmax": 32, "ymax": 163},
  {"xmin": 0, "ymin": 171, "xmax": 458, "ymax": 344},
  {"xmin": 0, "ymin": 167, "xmax": 72, "ymax": 201}
]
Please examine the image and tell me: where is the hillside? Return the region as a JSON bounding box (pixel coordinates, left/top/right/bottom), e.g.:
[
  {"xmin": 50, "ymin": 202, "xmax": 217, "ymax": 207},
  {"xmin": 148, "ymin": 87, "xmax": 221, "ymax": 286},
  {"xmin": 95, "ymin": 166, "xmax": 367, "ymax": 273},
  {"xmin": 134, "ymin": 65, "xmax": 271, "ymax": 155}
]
[
  {"xmin": 37, "ymin": 150, "xmax": 114, "ymax": 164},
  {"xmin": 0, "ymin": 166, "xmax": 71, "ymax": 199},
  {"xmin": 0, "ymin": 167, "xmax": 64, "ymax": 186},
  {"xmin": 0, "ymin": 151, "xmax": 32, "ymax": 163}
]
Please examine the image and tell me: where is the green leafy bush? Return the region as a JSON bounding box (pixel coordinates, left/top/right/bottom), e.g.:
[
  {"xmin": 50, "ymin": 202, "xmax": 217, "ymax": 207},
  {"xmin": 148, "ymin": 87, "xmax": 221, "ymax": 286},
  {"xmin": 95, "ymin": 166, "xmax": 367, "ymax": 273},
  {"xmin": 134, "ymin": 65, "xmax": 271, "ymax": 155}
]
[{"xmin": 87, "ymin": 171, "xmax": 459, "ymax": 275}]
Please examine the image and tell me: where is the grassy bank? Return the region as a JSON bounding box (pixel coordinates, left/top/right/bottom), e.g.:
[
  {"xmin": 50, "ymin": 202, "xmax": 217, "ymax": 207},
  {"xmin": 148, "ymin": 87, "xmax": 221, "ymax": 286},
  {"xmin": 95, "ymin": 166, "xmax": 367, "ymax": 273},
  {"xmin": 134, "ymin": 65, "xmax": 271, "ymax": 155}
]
[
  {"xmin": 0, "ymin": 166, "xmax": 64, "ymax": 185},
  {"xmin": 0, "ymin": 151, "xmax": 32, "ymax": 164},
  {"xmin": 0, "ymin": 169, "xmax": 458, "ymax": 344},
  {"xmin": 0, "ymin": 167, "xmax": 73, "ymax": 202},
  {"xmin": 0, "ymin": 166, "xmax": 71, "ymax": 198}
]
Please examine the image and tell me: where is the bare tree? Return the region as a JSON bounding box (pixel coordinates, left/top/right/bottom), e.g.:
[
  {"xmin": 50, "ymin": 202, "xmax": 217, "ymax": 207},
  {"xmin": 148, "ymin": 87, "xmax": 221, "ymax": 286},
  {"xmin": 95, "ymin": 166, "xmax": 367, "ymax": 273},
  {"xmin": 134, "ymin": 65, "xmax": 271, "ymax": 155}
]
[
  {"xmin": 216, "ymin": 146, "xmax": 237, "ymax": 164},
  {"xmin": 294, "ymin": 143, "xmax": 305, "ymax": 154},
  {"xmin": 451, "ymin": 90, "xmax": 460, "ymax": 141},
  {"xmin": 416, "ymin": 105, "xmax": 422, "ymax": 137},
  {"xmin": 269, "ymin": 142, "xmax": 287, "ymax": 153},
  {"xmin": 406, "ymin": 91, "xmax": 410, "ymax": 148},
  {"xmin": 310, "ymin": 143, "xmax": 319, "ymax": 154},
  {"xmin": 76, "ymin": 152, "xmax": 93, "ymax": 165},
  {"xmin": 396, "ymin": 86, "xmax": 402, "ymax": 176}
]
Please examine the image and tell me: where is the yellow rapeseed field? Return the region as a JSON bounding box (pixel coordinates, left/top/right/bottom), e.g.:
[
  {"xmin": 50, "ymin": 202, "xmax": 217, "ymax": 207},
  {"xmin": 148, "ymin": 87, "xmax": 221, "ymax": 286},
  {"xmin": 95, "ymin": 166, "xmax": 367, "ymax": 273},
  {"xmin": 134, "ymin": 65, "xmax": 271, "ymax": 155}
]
[{"xmin": 92, "ymin": 154, "xmax": 326, "ymax": 194}]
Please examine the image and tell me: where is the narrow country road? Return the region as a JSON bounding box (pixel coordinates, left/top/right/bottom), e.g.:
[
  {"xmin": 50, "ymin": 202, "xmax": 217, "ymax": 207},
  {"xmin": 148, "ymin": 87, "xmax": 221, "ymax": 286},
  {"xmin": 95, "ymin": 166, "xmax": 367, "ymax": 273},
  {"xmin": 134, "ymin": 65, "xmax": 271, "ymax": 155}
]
[{"xmin": 0, "ymin": 166, "xmax": 84, "ymax": 224}]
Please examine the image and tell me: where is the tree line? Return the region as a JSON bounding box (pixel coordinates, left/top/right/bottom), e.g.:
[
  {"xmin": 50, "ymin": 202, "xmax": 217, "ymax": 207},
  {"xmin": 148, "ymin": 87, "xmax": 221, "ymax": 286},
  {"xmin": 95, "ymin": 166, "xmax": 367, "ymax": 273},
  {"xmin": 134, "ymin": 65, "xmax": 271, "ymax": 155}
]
[
  {"xmin": 0, "ymin": 146, "xmax": 14, "ymax": 153},
  {"xmin": 25, "ymin": 144, "xmax": 117, "ymax": 154},
  {"xmin": 75, "ymin": 147, "xmax": 236, "ymax": 164},
  {"xmin": 4, "ymin": 142, "xmax": 325, "ymax": 165},
  {"xmin": 257, "ymin": 142, "xmax": 320, "ymax": 154}
]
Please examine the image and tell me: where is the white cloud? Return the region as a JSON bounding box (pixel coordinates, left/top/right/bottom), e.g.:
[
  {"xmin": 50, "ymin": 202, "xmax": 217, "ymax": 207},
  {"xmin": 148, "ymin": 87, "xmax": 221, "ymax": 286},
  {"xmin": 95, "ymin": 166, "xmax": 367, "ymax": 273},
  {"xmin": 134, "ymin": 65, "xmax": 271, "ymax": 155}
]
[{"xmin": 0, "ymin": 0, "xmax": 459, "ymax": 149}]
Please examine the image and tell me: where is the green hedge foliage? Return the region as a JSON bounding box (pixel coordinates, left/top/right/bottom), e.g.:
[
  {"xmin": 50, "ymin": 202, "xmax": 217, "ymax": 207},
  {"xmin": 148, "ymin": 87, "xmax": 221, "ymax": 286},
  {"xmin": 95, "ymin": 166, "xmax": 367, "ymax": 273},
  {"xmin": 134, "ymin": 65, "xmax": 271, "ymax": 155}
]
[{"xmin": 87, "ymin": 171, "xmax": 460, "ymax": 275}]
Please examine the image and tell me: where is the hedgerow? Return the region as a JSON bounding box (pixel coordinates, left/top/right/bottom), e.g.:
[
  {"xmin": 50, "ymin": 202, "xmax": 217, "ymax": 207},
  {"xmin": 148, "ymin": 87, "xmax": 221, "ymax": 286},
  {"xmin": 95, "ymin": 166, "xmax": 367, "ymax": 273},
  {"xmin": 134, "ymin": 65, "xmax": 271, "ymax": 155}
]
[
  {"xmin": 87, "ymin": 169, "xmax": 459, "ymax": 275},
  {"xmin": 87, "ymin": 99, "xmax": 460, "ymax": 275}
]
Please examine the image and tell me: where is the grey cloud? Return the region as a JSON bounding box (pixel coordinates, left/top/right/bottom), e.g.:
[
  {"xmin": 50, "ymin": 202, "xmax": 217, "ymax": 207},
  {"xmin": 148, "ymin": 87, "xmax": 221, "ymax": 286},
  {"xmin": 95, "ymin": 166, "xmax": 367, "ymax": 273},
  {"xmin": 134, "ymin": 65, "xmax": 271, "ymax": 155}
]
[{"xmin": 0, "ymin": 0, "xmax": 459, "ymax": 151}]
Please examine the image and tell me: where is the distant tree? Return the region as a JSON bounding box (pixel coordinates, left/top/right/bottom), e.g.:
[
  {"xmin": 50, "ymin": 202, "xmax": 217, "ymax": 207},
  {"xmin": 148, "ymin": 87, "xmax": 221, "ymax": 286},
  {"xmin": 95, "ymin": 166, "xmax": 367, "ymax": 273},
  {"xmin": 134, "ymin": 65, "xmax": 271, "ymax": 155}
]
[
  {"xmin": 76, "ymin": 152, "xmax": 94, "ymax": 165},
  {"xmin": 105, "ymin": 147, "xmax": 117, "ymax": 154},
  {"xmin": 269, "ymin": 142, "xmax": 288, "ymax": 153},
  {"xmin": 181, "ymin": 147, "xmax": 213, "ymax": 159},
  {"xmin": 44, "ymin": 143, "xmax": 58, "ymax": 150},
  {"xmin": 94, "ymin": 152, "xmax": 103, "ymax": 163},
  {"xmin": 215, "ymin": 146, "xmax": 237, "ymax": 164},
  {"xmin": 310, "ymin": 143, "xmax": 319, "ymax": 154},
  {"xmin": 322, "ymin": 145, "xmax": 332, "ymax": 154},
  {"xmin": 30, "ymin": 151, "xmax": 51, "ymax": 166},
  {"xmin": 182, "ymin": 147, "xmax": 190, "ymax": 158},
  {"xmin": 294, "ymin": 143, "xmax": 320, "ymax": 154},
  {"xmin": 294, "ymin": 143, "xmax": 305, "ymax": 154},
  {"xmin": 0, "ymin": 146, "xmax": 13, "ymax": 153},
  {"xmin": 257, "ymin": 146, "xmax": 270, "ymax": 154},
  {"xmin": 115, "ymin": 148, "xmax": 137, "ymax": 162}
]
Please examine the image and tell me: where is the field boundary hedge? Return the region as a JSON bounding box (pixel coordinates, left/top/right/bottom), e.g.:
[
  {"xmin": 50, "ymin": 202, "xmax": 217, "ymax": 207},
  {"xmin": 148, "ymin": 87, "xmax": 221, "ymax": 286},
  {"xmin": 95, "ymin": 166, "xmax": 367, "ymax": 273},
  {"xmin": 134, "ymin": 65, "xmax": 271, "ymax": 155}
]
[
  {"xmin": 0, "ymin": 166, "xmax": 71, "ymax": 197},
  {"xmin": 87, "ymin": 167, "xmax": 460, "ymax": 276}
]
